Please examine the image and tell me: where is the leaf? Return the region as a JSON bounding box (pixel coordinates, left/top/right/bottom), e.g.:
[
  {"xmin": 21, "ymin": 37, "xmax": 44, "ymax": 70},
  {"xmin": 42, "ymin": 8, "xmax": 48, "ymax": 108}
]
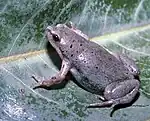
[{"xmin": 0, "ymin": 0, "xmax": 150, "ymax": 121}]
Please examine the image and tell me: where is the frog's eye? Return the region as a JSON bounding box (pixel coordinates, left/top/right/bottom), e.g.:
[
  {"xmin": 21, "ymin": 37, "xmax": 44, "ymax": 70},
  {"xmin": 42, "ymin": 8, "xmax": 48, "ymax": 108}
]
[{"xmin": 52, "ymin": 34, "xmax": 60, "ymax": 42}]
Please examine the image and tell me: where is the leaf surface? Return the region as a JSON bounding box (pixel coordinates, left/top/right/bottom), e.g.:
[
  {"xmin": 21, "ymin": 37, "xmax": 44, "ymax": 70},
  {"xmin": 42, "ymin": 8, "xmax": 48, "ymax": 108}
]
[{"xmin": 0, "ymin": 0, "xmax": 150, "ymax": 121}]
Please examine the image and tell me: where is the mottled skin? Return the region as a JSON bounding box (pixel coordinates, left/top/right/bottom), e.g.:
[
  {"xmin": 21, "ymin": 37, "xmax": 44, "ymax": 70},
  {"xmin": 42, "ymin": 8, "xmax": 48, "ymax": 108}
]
[{"xmin": 33, "ymin": 22, "xmax": 140, "ymax": 108}]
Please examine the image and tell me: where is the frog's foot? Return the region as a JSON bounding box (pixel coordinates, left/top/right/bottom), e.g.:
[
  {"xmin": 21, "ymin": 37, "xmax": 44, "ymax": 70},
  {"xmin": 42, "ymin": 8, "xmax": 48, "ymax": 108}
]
[
  {"xmin": 88, "ymin": 95, "xmax": 110, "ymax": 108},
  {"xmin": 32, "ymin": 75, "xmax": 65, "ymax": 89},
  {"xmin": 87, "ymin": 100, "xmax": 113, "ymax": 108}
]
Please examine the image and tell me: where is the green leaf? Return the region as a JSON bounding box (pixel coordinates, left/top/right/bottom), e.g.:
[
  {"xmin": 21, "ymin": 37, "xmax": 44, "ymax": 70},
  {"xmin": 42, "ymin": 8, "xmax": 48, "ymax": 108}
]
[{"xmin": 0, "ymin": 0, "xmax": 150, "ymax": 121}]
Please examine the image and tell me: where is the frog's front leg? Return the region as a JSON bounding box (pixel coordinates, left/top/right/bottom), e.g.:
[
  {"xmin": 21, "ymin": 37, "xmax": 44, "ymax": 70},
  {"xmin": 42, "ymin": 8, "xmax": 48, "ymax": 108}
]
[
  {"xmin": 33, "ymin": 58, "xmax": 71, "ymax": 89},
  {"xmin": 88, "ymin": 79, "xmax": 140, "ymax": 108}
]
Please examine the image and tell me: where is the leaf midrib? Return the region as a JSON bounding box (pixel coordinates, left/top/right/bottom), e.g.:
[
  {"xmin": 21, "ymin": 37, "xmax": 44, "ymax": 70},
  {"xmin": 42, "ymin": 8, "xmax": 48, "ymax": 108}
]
[{"xmin": 1, "ymin": 23, "xmax": 150, "ymax": 63}]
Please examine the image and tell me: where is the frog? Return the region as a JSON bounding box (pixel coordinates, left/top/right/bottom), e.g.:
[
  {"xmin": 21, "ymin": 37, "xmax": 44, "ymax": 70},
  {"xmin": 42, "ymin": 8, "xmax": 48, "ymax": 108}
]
[{"xmin": 33, "ymin": 22, "xmax": 140, "ymax": 108}]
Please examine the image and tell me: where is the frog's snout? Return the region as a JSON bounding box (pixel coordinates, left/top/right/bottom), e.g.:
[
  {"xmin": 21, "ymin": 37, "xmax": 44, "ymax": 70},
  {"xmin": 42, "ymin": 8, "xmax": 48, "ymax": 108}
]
[
  {"xmin": 46, "ymin": 26, "xmax": 53, "ymax": 33},
  {"xmin": 45, "ymin": 26, "xmax": 53, "ymax": 40}
]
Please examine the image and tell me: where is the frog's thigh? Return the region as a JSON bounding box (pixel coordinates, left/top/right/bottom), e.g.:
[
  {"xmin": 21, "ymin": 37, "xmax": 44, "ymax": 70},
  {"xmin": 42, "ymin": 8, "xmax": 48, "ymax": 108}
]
[
  {"xmin": 104, "ymin": 79, "xmax": 140, "ymax": 106},
  {"xmin": 113, "ymin": 53, "xmax": 140, "ymax": 74}
]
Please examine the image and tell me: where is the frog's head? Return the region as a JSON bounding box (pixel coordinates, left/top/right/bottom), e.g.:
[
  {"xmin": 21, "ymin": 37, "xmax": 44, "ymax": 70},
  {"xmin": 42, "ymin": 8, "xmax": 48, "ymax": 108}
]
[
  {"xmin": 46, "ymin": 23, "xmax": 73, "ymax": 48},
  {"xmin": 46, "ymin": 23, "xmax": 75, "ymax": 57},
  {"xmin": 46, "ymin": 22, "xmax": 89, "ymax": 58}
]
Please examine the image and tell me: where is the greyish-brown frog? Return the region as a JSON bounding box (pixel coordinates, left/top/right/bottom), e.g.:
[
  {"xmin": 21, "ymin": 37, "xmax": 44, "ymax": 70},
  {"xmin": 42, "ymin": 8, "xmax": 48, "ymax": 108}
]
[{"xmin": 33, "ymin": 22, "xmax": 140, "ymax": 108}]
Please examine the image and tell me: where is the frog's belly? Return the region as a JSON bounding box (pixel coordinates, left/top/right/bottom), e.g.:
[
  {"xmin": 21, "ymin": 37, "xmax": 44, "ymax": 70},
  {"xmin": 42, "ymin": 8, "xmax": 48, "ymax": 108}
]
[{"xmin": 70, "ymin": 68, "xmax": 107, "ymax": 95}]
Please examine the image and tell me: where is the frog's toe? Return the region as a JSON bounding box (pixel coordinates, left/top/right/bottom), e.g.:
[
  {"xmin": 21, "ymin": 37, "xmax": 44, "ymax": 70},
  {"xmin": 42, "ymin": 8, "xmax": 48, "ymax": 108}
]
[
  {"xmin": 32, "ymin": 81, "xmax": 46, "ymax": 89},
  {"xmin": 33, "ymin": 85, "xmax": 41, "ymax": 90},
  {"xmin": 87, "ymin": 100, "xmax": 113, "ymax": 108},
  {"xmin": 97, "ymin": 95, "xmax": 106, "ymax": 101},
  {"xmin": 31, "ymin": 74, "xmax": 44, "ymax": 83}
]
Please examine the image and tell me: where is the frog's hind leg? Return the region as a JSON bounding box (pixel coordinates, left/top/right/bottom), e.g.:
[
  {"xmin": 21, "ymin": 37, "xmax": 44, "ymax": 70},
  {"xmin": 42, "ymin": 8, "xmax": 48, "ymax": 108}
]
[
  {"xmin": 88, "ymin": 79, "xmax": 140, "ymax": 108},
  {"xmin": 113, "ymin": 53, "xmax": 140, "ymax": 76}
]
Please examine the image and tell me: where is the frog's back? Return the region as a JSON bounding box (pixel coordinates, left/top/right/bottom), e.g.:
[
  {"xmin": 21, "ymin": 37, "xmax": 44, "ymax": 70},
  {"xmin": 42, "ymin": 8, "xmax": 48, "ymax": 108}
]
[
  {"xmin": 70, "ymin": 40, "xmax": 131, "ymax": 94},
  {"xmin": 58, "ymin": 29, "xmax": 131, "ymax": 94}
]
